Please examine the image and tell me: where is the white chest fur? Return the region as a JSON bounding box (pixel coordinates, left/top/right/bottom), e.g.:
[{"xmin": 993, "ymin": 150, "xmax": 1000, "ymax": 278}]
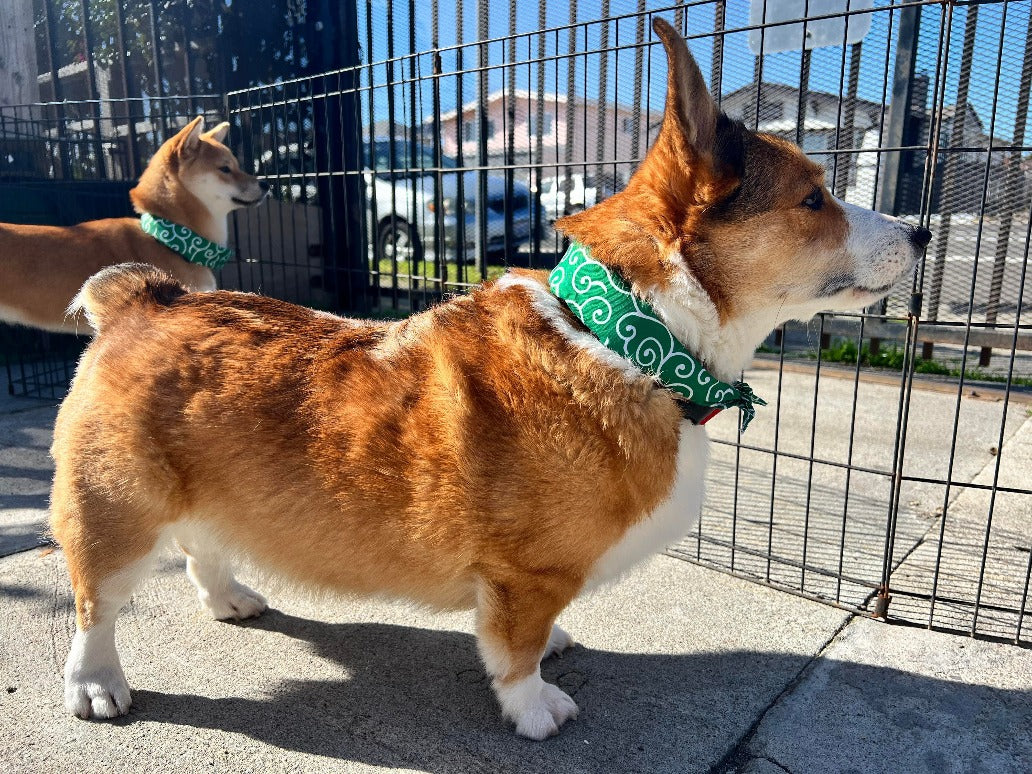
[
  {"xmin": 586, "ymin": 421, "xmax": 709, "ymax": 589},
  {"xmin": 494, "ymin": 275, "xmax": 714, "ymax": 592}
]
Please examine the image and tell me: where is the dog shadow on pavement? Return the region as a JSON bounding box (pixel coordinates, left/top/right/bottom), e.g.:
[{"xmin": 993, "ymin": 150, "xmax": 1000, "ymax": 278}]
[{"xmin": 120, "ymin": 608, "xmax": 1031, "ymax": 774}]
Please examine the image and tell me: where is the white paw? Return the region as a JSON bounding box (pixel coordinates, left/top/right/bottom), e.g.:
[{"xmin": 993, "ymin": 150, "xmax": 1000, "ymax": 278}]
[
  {"xmin": 542, "ymin": 624, "xmax": 575, "ymax": 660},
  {"xmin": 65, "ymin": 668, "xmax": 132, "ymax": 719},
  {"xmin": 496, "ymin": 673, "xmax": 579, "ymax": 740},
  {"xmin": 64, "ymin": 627, "xmax": 132, "ymax": 720},
  {"xmin": 199, "ymin": 581, "xmax": 267, "ymax": 620}
]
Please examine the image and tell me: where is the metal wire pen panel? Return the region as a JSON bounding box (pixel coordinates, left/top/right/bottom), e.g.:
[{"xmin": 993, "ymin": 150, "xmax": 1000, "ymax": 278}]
[
  {"xmin": 226, "ymin": 0, "xmax": 1032, "ymax": 645},
  {"xmin": 1, "ymin": 0, "xmax": 1031, "ymax": 644},
  {"xmin": 660, "ymin": 0, "xmax": 1031, "ymax": 646},
  {"xmin": 0, "ymin": 98, "xmax": 228, "ymax": 397},
  {"xmin": 0, "ymin": 97, "xmax": 226, "ymax": 181}
]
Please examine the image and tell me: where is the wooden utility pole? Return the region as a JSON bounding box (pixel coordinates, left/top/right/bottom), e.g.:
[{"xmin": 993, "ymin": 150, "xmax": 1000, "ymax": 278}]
[{"xmin": 0, "ymin": 0, "xmax": 41, "ymax": 107}]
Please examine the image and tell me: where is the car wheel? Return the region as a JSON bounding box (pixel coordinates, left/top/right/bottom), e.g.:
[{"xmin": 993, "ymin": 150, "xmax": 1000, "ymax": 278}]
[{"xmin": 377, "ymin": 219, "xmax": 423, "ymax": 264}]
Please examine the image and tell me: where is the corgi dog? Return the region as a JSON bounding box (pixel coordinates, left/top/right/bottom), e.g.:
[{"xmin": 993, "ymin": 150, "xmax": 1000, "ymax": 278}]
[
  {"xmin": 49, "ymin": 19, "xmax": 930, "ymax": 740},
  {"xmin": 0, "ymin": 116, "xmax": 268, "ymax": 333}
]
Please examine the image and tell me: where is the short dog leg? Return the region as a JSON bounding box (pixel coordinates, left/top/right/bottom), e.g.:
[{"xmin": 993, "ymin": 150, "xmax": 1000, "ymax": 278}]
[
  {"xmin": 180, "ymin": 541, "xmax": 266, "ymax": 621},
  {"xmin": 476, "ymin": 578, "xmax": 580, "ymax": 740},
  {"xmin": 63, "ymin": 549, "xmax": 158, "ymax": 719},
  {"xmin": 542, "ymin": 624, "xmax": 575, "ymax": 661}
]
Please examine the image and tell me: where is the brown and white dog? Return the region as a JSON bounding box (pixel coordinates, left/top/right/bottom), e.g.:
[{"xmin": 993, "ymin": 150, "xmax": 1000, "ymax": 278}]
[
  {"xmin": 0, "ymin": 116, "xmax": 267, "ymax": 333},
  {"xmin": 49, "ymin": 20, "xmax": 930, "ymax": 739}
]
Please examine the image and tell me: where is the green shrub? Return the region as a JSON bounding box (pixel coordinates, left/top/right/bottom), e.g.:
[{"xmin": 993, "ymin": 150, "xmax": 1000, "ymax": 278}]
[{"xmin": 815, "ymin": 337, "xmax": 1032, "ymax": 387}]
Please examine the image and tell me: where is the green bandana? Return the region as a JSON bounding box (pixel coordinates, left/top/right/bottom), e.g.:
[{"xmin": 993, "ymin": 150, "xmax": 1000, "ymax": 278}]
[
  {"xmin": 548, "ymin": 241, "xmax": 766, "ymax": 431},
  {"xmin": 140, "ymin": 213, "xmax": 234, "ymax": 270}
]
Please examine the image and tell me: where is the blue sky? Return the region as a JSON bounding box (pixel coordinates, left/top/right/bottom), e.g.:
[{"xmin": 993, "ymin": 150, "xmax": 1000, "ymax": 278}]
[{"xmin": 355, "ymin": 0, "xmax": 1030, "ymax": 146}]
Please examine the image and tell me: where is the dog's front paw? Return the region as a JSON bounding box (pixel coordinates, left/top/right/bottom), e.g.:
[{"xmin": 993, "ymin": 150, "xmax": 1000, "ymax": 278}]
[
  {"xmin": 65, "ymin": 668, "xmax": 131, "ymax": 720},
  {"xmin": 200, "ymin": 581, "xmax": 267, "ymax": 620},
  {"xmin": 497, "ymin": 674, "xmax": 579, "ymax": 740}
]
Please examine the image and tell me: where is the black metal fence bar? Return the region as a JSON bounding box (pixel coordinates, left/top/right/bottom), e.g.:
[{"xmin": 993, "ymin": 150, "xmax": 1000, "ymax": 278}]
[{"xmin": 3, "ymin": 0, "xmax": 1032, "ymax": 645}]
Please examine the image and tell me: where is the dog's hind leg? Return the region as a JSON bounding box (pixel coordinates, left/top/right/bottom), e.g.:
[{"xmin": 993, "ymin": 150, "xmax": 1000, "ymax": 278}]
[
  {"xmin": 476, "ymin": 575, "xmax": 581, "ymax": 740},
  {"xmin": 51, "ymin": 491, "xmax": 167, "ymax": 720},
  {"xmin": 542, "ymin": 624, "xmax": 575, "ymax": 660},
  {"xmin": 177, "ymin": 527, "xmax": 267, "ymax": 621}
]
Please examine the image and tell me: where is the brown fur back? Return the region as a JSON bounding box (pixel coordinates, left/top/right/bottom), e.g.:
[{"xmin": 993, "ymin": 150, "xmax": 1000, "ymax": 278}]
[
  {"xmin": 52, "ymin": 272, "xmax": 681, "ymax": 608},
  {"xmin": 0, "ymin": 220, "xmax": 212, "ymax": 332},
  {"xmin": 0, "ymin": 116, "xmax": 265, "ymax": 333}
]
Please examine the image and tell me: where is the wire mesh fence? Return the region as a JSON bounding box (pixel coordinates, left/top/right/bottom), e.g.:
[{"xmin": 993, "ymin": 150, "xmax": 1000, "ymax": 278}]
[
  {"xmin": 0, "ymin": 97, "xmax": 225, "ymax": 398},
  {"xmin": 0, "ymin": 96, "xmax": 226, "ymax": 181},
  {"xmin": 1, "ymin": 0, "xmax": 1031, "ymax": 645}
]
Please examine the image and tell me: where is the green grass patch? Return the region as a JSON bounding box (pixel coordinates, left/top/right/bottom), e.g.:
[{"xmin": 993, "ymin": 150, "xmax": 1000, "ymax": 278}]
[
  {"xmin": 816, "ymin": 338, "xmax": 1032, "ymax": 387},
  {"xmin": 375, "ymin": 258, "xmax": 507, "ymax": 286}
]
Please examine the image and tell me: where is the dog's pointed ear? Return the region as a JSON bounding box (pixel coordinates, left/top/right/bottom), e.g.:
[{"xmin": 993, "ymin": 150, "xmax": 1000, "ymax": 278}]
[
  {"xmin": 652, "ymin": 18, "xmax": 721, "ymax": 161},
  {"xmin": 172, "ymin": 116, "xmax": 205, "ymax": 158},
  {"xmin": 202, "ymin": 121, "xmax": 231, "ymax": 144}
]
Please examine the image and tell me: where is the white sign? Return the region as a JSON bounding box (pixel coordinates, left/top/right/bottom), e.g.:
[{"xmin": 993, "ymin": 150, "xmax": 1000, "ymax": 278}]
[{"xmin": 749, "ymin": 0, "xmax": 873, "ymax": 55}]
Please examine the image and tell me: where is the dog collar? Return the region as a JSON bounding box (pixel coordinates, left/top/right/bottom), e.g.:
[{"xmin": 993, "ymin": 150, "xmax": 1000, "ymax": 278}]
[
  {"xmin": 140, "ymin": 213, "xmax": 234, "ymax": 270},
  {"xmin": 548, "ymin": 241, "xmax": 765, "ymax": 431}
]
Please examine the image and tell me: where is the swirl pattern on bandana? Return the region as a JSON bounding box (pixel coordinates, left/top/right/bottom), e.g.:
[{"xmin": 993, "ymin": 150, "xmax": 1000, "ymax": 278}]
[
  {"xmin": 140, "ymin": 213, "xmax": 234, "ymax": 270},
  {"xmin": 548, "ymin": 241, "xmax": 766, "ymax": 431}
]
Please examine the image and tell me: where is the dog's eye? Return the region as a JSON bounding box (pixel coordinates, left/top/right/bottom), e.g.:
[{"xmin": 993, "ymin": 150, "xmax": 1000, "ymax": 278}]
[
  {"xmin": 801, "ymin": 187, "xmax": 823, "ymax": 211},
  {"xmin": 219, "ymin": 165, "xmax": 232, "ymax": 174}
]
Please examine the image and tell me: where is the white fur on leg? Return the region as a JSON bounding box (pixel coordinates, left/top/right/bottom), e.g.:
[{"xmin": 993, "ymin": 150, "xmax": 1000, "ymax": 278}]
[
  {"xmin": 542, "ymin": 624, "xmax": 574, "ymax": 660},
  {"xmin": 477, "ymin": 619, "xmax": 579, "ymax": 739},
  {"xmin": 63, "ymin": 544, "xmax": 165, "ymax": 720},
  {"xmin": 177, "ymin": 525, "xmax": 267, "ymax": 620},
  {"xmin": 64, "ymin": 623, "xmax": 131, "ymax": 719},
  {"xmin": 186, "ymin": 554, "xmax": 267, "ymax": 620},
  {"xmin": 494, "ymin": 672, "xmax": 579, "ymax": 740},
  {"xmin": 475, "ymin": 582, "xmax": 578, "ymax": 739}
]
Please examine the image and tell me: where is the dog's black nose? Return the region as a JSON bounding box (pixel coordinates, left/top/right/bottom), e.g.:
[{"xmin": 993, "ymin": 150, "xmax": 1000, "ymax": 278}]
[
  {"xmin": 259, "ymin": 180, "xmax": 270, "ymax": 192},
  {"xmin": 910, "ymin": 226, "xmax": 932, "ymax": 249}
]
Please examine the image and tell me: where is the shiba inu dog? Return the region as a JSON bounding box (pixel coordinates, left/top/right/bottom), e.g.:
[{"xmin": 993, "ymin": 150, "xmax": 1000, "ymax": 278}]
[
  {"xmin": 0, "ymin": 116, "xmax": 268, "ymax": 333},
  {"xmin": 49, "ymin": 20, "xmax": 929, "ymax": 739}
]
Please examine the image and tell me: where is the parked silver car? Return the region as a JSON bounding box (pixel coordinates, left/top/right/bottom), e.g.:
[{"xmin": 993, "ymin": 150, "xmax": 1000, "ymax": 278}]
[
  {"xmin": 537, "ymin": 172, "xmax": 618, "ymax": 222},
  {"xmin": 365, "ymin": 139, "xmax": 541, "ymax": 262}
]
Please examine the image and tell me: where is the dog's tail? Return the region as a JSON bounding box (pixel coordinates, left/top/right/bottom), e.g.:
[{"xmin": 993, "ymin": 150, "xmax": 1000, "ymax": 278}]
[{"xmin": 68, "ymin": 262, "xmax": 187, "ymax": 333}]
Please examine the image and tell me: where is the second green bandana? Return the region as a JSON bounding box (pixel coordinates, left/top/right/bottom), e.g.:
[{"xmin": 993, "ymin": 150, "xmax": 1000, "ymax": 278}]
[
  {"xmin": 140, "ymin": 212, "xmax": 235, "ymax": 271},
  {"xmin": 548, "ymin": 240, "xmax": 766, "ymax": 431}
]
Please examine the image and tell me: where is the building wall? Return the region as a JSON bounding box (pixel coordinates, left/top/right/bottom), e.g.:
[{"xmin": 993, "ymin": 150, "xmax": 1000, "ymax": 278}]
[{"xmin": 434, "ymin": 95, "xmax": 661, "ymax": 172}]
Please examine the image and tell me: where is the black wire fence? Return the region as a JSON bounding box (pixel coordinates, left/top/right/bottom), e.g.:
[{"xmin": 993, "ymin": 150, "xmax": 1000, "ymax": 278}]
[
  {"xmin": 1, "ymin": 0, "xmax": 1031, "ymax": 645},
  {"xmin": 0, "ymin": 97, "xmax": 225, "ymax": 398}
]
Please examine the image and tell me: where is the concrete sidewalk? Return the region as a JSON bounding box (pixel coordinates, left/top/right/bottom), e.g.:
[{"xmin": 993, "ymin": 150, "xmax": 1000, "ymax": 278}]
[{"xmin": 1, "ymin": 390, "xmax": 1031, "ymax": 773}]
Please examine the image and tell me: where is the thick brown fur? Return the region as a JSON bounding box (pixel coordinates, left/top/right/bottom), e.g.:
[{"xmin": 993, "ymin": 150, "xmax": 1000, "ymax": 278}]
[
  {"xmin": 55, "ymin": 267, "xmax": 679, "ymax": 610},
  {"xmin": 52, "ymin": 264, "xmax": 680, "ymax": 737},
  {"xmin": 0, "ymin": 117, "xmax": 266, "ymax": 333},
  {"xmin": 50, "ymin": 19, "xmax": 926, "ymax": 738}
]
